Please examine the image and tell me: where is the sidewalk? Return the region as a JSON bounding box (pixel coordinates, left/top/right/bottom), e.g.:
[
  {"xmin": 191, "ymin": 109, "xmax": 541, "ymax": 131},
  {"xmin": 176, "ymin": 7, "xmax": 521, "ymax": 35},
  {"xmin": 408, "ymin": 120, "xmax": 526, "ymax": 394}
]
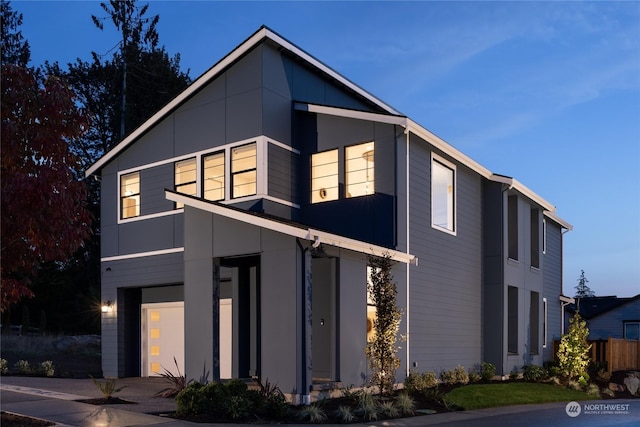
[{"xmin": 2, "ymin": 376, "xmax": 638, "ymax": 426}]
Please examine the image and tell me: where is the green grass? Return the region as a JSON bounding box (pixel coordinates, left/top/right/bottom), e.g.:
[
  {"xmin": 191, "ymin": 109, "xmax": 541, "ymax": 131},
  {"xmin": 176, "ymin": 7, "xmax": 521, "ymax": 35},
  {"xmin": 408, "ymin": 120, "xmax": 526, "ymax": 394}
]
[{"xmin": 444, "ymin": 382, "xmax": 593, "ymax": 410}]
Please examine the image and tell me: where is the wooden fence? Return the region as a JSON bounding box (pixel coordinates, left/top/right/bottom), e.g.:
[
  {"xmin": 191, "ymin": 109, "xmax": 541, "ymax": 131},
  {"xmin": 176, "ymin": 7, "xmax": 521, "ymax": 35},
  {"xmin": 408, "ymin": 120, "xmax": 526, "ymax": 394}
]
[{"xmin": 553, "ymin": 337, "xmax": 640, "ymax": 374}]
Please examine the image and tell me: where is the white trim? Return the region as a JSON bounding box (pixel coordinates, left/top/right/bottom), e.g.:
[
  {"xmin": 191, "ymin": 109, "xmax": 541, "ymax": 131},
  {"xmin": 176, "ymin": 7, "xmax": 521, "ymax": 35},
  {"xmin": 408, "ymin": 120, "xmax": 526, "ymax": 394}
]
[
  {"xmin": 295, "ymin": 103, "xmax": 407, "ymax": 126},
  {"xmin": 407, "ymin": 119, "xmax": 492, "ymax": 178},
  {"xmin": 544, "ymin": 210, "xmax": 573, "ymax": 231},
  {"xmin": 118, "ymin": 209, "xmax": 182, "ymax": 225},
  {"xmin": 101, "ymin": 247, "xmax": 184, "ymax": 262},
  {"xmin": 431, "ymin": 153, "xmax": 457, "ymax": 236},
  {"xmin": 542, "ymin": 297, "xmax": 548, "ymax": 349},
  {"xmin": 115, "ymin": 136, "xmax": 300, "ymax": 224},
  {"xmin": 166, "ymin": 191, "xmax": 417, "ymax": 265}
]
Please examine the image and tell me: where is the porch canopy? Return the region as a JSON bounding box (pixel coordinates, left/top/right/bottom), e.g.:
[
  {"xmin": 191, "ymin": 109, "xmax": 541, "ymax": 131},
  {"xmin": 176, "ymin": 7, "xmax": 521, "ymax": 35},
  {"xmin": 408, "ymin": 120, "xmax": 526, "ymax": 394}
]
[{"xmin": 165, "ymin": 190, "xmax": 417, "ymax": 265}]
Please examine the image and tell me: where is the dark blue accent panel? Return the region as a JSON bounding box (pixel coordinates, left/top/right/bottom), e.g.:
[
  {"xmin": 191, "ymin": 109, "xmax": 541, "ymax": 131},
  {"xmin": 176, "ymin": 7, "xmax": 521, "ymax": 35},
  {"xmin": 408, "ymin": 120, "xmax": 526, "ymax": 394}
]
[{"xmin": 301, "ymin": 193, "xmax": 395, "ymax": 248}]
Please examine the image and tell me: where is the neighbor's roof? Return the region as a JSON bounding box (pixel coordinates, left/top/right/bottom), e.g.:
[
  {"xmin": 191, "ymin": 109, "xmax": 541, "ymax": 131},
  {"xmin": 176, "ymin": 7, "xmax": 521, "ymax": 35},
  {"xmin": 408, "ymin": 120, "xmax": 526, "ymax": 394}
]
[
  {"xmin": 86, "ymin": 26, "xmax": 571, "ymax": 229},
  {"xmin": 165, "ymin": 190, "xmax": 417, "ymax": 265},
  {"xmin": 567, "ymin": 294, "xmax": 640, "ymax": 319}
]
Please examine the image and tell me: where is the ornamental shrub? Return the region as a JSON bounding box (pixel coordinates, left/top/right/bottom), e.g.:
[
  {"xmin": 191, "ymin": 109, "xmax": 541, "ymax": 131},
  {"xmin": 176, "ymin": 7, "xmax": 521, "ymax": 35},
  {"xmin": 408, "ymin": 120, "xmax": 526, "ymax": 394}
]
[
  {"xmin": 557, "ymin": 313, "xmax": 591, "ymax": 380},
  {"xmin": 404, "ymin": 370, "xmax": 438, "ymax": 393},
  {"xmin": 480, "ymin": 362, "xmax": 496, "ymax": 383},
  {"xmin": 522, "ymin": 365, "xmax": 545, "ymax": 382}
]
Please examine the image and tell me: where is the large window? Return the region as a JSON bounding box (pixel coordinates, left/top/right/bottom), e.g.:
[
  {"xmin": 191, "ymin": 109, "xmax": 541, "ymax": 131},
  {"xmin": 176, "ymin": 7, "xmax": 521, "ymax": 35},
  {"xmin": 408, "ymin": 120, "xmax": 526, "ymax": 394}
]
[
  {"xmin": 530, "ymin": 291, "xmax": 539, "ymax": 354},
  {"xmin": 231, "ymin": 143, "xmax": 257, "ymax": 198},
  {"xmin": 203, "ymin": 151, "xmax": 225, "ymax": 201},
  {"xmin": 530, "ymin": 209, "xmax": 540, "ymax": 268},
  {"xmin": 175, "ymin": 158, "xmax": 197, "ymax": 208},
  {"xmin": 508, "ymin": 196, "xmax": 519, "ymax": 260},
  {"xmin": 508, "ymin": 286, "xmax": 518, "ymax": 354},
  {"xmin": 121, "ymin": 172, "xmax": 140, "ymax": 219},
  {"xmin": 346, "ymin": 142, "xmax": 375, "ymax": 198},
  {"xmin": 432, "ymin": 156, "xmax": 455, "ymax": 232},
  {"xmin": 311, "ymin": 149, "xmax": 339, "ymax": 203}
]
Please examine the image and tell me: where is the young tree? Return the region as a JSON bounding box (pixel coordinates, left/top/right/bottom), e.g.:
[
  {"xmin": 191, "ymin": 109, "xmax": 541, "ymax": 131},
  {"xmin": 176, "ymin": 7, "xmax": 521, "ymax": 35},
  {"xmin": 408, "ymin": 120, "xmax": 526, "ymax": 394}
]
[
  {"xmin": 574, "ymin": 270, "xmax": 595, "ymax": 299},
  {"xmin": 365, "ymin": 253, "xmax": 402, "ymax": 395},
  {"xmin": 1, "ymin": 64, "xmax": 92, "ymax": 311},
  {"xmin": 557, "ymin": 313, "xmax": 591, "ymax": 381}
]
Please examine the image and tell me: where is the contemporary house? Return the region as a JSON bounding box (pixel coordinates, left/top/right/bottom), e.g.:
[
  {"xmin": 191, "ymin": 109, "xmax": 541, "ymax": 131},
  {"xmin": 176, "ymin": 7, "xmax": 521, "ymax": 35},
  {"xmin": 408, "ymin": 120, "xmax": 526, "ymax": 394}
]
[
  {"xmin": 86, "ymin": 26, "xmax": 572, "ymax": 401},
  {"xmin": 566, "ymin": 295, "xmax": 640, "ymax": 340}
]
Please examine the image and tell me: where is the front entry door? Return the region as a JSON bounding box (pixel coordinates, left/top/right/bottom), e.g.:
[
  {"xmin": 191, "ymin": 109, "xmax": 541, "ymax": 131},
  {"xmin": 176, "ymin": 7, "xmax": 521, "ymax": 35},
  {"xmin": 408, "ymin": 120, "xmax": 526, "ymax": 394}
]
[{"xmin": 312, "ymin": 257, "xmax": 337, "ymax": 381}]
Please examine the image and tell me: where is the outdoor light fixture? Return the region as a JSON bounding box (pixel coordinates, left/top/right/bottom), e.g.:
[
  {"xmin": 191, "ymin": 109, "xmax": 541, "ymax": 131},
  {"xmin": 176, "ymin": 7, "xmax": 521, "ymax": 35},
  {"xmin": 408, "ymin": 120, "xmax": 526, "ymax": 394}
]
[{"xmin": 101, "ymin": 300, "xmax": 113, "ymax": 313}]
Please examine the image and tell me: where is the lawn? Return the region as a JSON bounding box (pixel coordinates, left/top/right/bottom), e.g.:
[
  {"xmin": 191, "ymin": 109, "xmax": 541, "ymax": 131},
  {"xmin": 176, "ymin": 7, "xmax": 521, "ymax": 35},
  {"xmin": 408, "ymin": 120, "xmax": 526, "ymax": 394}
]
[{"xmin": 444, "ymin": 382, "xmax": 592, "ymax": 410}]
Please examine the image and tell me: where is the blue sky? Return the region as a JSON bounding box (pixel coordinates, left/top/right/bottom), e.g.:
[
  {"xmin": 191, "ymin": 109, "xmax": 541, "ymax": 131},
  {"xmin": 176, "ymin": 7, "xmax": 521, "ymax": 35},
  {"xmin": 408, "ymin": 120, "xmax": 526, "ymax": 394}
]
[{"xmin": 15, "ymin": 1, "xmax": 640, "ymax": 298}]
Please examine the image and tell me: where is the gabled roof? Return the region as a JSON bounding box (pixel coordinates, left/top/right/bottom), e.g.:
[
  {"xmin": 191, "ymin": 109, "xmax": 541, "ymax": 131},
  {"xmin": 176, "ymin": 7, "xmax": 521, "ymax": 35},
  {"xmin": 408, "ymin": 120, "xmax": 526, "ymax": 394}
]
[
  {"xmin": 85, "ymin": 26, "xmax": 399, "ymax": 177},
  {"xmin": 165, "ymin": 190, "xmax": 417, "ymax": 265},
  {"xmin": 86, "ymin": 26, "xmax": 571, "ymax": 230},
  {"xmin": 567, "ymin": 294, "xmax": 640, "ymax": 319}
]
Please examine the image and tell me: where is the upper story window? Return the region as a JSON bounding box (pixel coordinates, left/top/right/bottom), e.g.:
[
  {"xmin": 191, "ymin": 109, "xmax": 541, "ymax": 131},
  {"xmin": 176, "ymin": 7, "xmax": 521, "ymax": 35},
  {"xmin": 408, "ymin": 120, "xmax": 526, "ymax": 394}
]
[
  {"xmin": 346, "ymin": 142, "xmax": 375, "ymax": 198},
  {"xmin": 508, "ymin": 195, "xmax": 519, "ymax": 260},
  {"xmin": 175, "ymin": 158, "xmax": 197, "ymax": 208},
  {"xmin": 311, "ymin": 149, "xmax": 339, "ymax": 203},
  {"xmin": 203, "ymin": 151, "xmax": 225, "ymax": 201},
  {"xmin": 431, "ymin": 155, "xmax": 455, "ymax": 233},
  {"xmin": 231, "ymin": 143, "xmax": 257, "ymax": 198},
  {"xmin": 530, "ymin": 209, "xmax": 540, "ymax": 268},
  {"xmin": 121, "ymin": 172, "xmax": 140, "ymax": 219}
]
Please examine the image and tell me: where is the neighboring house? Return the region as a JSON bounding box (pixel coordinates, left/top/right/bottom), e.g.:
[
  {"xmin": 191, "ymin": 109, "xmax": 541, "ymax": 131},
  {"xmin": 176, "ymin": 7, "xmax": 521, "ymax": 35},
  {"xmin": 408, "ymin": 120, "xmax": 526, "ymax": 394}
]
[
  {"xmin": 86, "ymin": 26, "xmax": 572, "ymax": 401},
  {"xmin": 566, "ymin": 295, "xmax": 640, "ymax": 340}
]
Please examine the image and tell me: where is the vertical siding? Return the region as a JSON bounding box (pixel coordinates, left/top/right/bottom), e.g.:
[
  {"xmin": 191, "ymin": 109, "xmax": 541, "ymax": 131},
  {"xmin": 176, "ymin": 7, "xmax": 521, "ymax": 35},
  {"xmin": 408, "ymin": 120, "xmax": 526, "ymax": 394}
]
[{"xmin": 408, "ymin": 136, "xmax": 483, "ymax": 372}]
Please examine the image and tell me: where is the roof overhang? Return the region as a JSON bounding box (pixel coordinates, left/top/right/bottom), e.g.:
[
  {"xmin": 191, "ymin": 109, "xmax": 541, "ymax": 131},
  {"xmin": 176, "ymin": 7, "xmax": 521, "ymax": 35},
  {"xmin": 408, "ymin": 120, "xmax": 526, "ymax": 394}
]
[{"xmin": 165, "ymin": 190, "xmax": 417, "ymax": 265}]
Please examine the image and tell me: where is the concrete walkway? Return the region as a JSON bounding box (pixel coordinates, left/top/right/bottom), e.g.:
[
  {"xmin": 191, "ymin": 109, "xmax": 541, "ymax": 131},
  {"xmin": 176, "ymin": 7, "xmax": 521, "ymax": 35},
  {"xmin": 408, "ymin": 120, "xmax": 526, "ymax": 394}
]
[{"xmin": 1, "ymin": 376, "xmax": 639, "ymax": 426}]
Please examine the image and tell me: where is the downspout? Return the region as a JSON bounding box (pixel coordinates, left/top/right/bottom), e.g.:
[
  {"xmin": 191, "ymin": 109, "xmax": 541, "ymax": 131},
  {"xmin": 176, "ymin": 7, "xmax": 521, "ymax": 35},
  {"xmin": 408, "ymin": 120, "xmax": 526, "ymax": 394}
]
[
  {"xmin": 296, "ymin": 239, "xmax": 312, "ymax": 405},
  {"xmin": 405, "ymin": 127, "xmax": 411, "ymax": 377}
]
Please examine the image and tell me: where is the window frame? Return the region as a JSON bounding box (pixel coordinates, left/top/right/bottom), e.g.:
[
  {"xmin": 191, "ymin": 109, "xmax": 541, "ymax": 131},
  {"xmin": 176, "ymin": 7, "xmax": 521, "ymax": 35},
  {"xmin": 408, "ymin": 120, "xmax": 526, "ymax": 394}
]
[
  {"xmin": 202, "ymin": 150, "xmax": 226, "ymax": 202},
  {"xmin": 530, "ymin": 209, "xmax": 540, "ymax": 269},
  {"xmin": 542, "ymin": 297, "xmax": 548, "ymax": 349},
  {"xmin": 120, "ymin": 171, "xmax": 141, "ymax": 219},
  {"xmin": 174, "ymin": 157, "xmax": 197, "ymax": 209},
  {"xmin": 507, "ymin": 286, "xmax": 518, "ymax": 354},
  {"xmin": 508, "ymin": 195, "xmax": 519, "ymax": 261},
  {"xmin": 345, "ymin": 141, "xmax": 375, "ymax": 198},
  {"xmin": 431, "ymin": 153, "xmax": 456, "ymax": 235},
  {"xmin": 311, "ymin": 148, "xmax": 339, "ymax": 203},
  {"xmin": 624, "ymin": 321, "xmax": 640, "ymax": 340},
  {"xmin": 530, "ymin": 291, "xmax": 539, "ymax": 355},
  {"xmin": 231, "ymin": 142, "xmax": 258, "ymax": 199}
]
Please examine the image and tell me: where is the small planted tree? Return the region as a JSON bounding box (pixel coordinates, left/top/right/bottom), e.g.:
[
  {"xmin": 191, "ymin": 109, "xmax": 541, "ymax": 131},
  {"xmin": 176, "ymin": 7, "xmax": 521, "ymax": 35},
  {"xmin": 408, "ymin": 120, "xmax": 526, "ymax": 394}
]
[
  {"xmin": 557, "ymin": 313, "xmax": 591, "ymax": 380},
  {"xmin": 365, "ymin": 253, "xmax": 402, "ymax": 395}
]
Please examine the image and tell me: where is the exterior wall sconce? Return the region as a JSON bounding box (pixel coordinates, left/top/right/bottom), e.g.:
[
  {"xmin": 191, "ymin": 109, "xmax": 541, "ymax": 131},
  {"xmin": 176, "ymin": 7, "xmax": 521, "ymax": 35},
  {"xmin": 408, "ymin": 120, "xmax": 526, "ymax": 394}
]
[{"xmin": 101, "ymin": 300, "xmax": 113, "ymax": 313}]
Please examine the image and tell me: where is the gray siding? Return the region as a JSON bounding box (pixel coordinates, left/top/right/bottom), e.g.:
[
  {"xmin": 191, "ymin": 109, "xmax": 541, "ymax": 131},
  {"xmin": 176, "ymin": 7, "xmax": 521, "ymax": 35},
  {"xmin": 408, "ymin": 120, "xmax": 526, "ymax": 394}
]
[
  {"xmin": 268, "ymin": 144, "xmax": 298, "ymax": 205},
  {"xmin": 483, "ymin": 180, "xmax": 505, "ymax": 372},
  {"xmin": 543, "ymin": 220, "xmax": 563, "ymax": 361},
  {"xmin": 408, "ymin": 135, "xmax": 483, "ymax": 373}
]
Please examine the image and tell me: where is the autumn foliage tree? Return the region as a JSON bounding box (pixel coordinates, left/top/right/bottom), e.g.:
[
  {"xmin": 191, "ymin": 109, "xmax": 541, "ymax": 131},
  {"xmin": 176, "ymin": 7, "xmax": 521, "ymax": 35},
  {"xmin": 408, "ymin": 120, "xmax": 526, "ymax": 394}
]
[{"xmin": 1, "ymin": 64, "xmax": 92, "ymax": 311}]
